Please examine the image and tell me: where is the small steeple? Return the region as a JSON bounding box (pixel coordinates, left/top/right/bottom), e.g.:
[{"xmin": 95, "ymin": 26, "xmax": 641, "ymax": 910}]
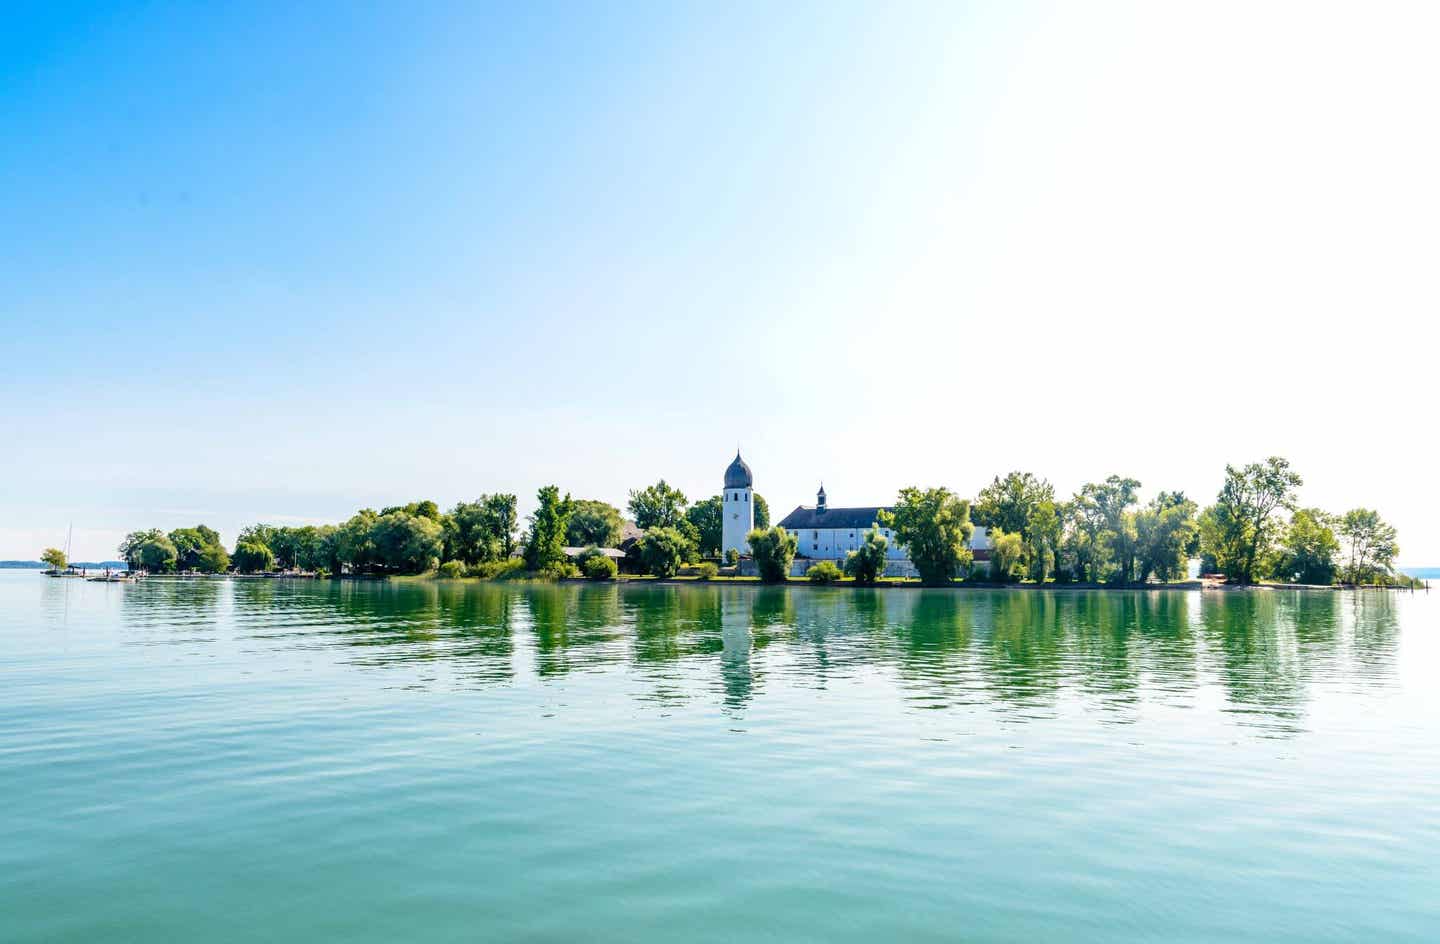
[{"xmin": 816, "ymin": 483, "xmax": 827, "ymax": 513}]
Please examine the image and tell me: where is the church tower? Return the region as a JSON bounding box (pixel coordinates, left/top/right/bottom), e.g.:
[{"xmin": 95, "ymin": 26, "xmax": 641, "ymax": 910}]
[{"xmin": 722, "ymin": 450, "xmax": 754, "ymax": 557}]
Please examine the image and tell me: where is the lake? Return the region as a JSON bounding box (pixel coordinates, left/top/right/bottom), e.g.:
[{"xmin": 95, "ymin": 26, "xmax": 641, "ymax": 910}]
[{"xmin": 3, "ymin": 572, "xmax": 1437, "ymax": 942}]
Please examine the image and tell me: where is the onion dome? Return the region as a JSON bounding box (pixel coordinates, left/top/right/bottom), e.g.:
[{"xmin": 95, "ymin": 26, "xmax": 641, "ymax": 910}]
[{"xmin": 724, "ymin": 451, "xmax": 753, "ymax": 489}]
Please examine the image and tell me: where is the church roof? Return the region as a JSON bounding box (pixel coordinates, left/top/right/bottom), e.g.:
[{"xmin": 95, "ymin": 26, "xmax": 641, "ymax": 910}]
[
  {"xmin": 777, "ymin": 505, "xmax": 889, "ymax": 531},
  {"xmin": 724, "ymin": 451, "xmax": 753, "ymax": 489}
]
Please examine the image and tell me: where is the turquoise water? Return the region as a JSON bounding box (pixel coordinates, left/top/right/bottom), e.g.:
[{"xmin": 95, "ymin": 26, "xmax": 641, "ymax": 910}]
[{"xmin": 3, "ymin": 572, "xmax": 1438, "ymax": 942}]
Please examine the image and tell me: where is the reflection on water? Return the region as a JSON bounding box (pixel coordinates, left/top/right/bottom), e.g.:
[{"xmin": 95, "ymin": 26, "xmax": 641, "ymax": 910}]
[{"xmin": 92, "ymin": 580, "xmax": 1408, "ymax": 738}]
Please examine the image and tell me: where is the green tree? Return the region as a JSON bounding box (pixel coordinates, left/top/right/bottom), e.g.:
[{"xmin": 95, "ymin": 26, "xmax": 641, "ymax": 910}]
[
  {"xmin": 843, "ymin": 528, "xmax": 889, "ymax": 585},
  {"xmin": 748, "ymin": 526, "xmax": 798, "ymax": 583},
  {"xmin": 808, "ymin": 561, "xmax": 842, "ymax": 584},
  {"xmin": 973, "ymin": 472, "xmax": 1055, "ymax": 538},
  {"xmin": 685, "ymin": 496, "xmax": 725, "ymax": 557},
  {"xmin": 169, "ymin": 525, "xmax": 228, "ymax": 573},
  {"xmin": 524, "ymin": 486, "xmax": 575, "ymax": 571},
  {"xmin": 753, "ymin": 493, "xmax": 771, "ymax": 530},
  {"xmin": 567, "ymin": 499, "xmax": 625, "ymax": 549},
  {"xmin": 197, "ymin": 543, "xmax": 231, "ymax": 574},
  {"xmin": 1201, "ymin": 457, "xmax": 1303, "ymax": 584},
  {"xmin": 1272, "ymin": 508, "xmax": 1339, "ymax": 585},
  {"xmin": 446, "ymin": 495, "xmax": 518, "ymax": 565},
  {"xmin": 627, "ymin": 480, "xmax": 689, "ymax": 529},
  {"xmin": 232, "ymin": 540, "xmax": 275, "ymax": 573},
  {"xmin": 1075, "ymin": 475, "xmax": 1141, "ymax": 583},
  {"xmin": 41, "ymin": 547, "xmax": 66, "ymax": 571},
  {"xmin": 372, "ymin": 511, "xmax": 445, "ymax": 573},
  {"xmin": 879, "ymin": 486, "xmax": 974, "ymax": 586},
  {"xmin": 1024, "ymin": 500, "xmax": 1061, "ymax": 582},
  {"xmin": 988, "ymin": 530, "xmax": 1024, "ymax": 582},
  {"xmin": 119, "ymin": 530, "xmax": 179, "ymax": 573},
  {"xmin": 1338, "ymin": 508, "xmax": 1399, "ymax": 585},
  {"xmin": 1134, "ymin": 492, "xmax": 1199, "ymax": 583},
  {"xmin": 638, "ymin": 526, "xmax": 689, "ymax": 578},
  {"xmin": 580, "ymin": 550, "xmax": 618, "ymax": 581},
  {"xmin": 335, "ymin": 510, "xmax": 380, "ymax": 573}
]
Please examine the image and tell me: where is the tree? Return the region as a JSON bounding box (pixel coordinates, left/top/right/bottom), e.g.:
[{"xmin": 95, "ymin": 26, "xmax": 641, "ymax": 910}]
[
  {"xmin": 628, "ymin": 480, "xmax": 689, "ymax": 529},
  {"xmin": 232, "ymin": 541, "xmax": 275, "ymax": 574},
  {"xmin": 685, "ymin": 496, "xmax": 725, "ymax": 557},
  {"xmin": 581, "ymin": 551, "xmax": 618, "ymax": 581},
  {"xmin": 1273, "ymin": 508, "xmax": 1339, "ymax": 585},
  {"xmin": 844, "ymin": 528, "xmax": 889, "ymax": 585},
  {"xmin": 372, "ymin": 511, "xmax": 445, "ymax": 573},
  {"xmin": 748, "ymin": 526, "xmax": 798, "ymax": 583},
  {"xmin": 169, "ymin": 525, "xmax": 228, "ymax": 573},
  {"xmin": 1201, "ymin": 457, "xmax": 1303, "ymax": 584},
  {"xmin": 1338, "ymin": 508, "xmax": 1399, "ymax": 585},
  {"xmin": 1024, "ymin": 500, "xmax": 1061, "ymax": 582},
  {"xmin": 753, "ymin": 493, "xmax": 771, "ymax": 530},
  {"xmin": 988, "ymin": 530, "xmax": 1024, "ymax": 582},
  {"xmin": 119, "ymin": 529, "xmax": 179, "ymax": 573},
  {"xmin": 1076, "ymin": 475, "xmax": 1141, "ymax": 583},
  {"xmin": 524, "ymin": 486, "xmax": 575, "ymax": 571},
  {"xmin": 638, "ymin": 526, "xmax": 689, "ymax": 578},
  {"xmin": 335, "ymin": 510, "xmax": 380, "ymax": 573},
  {"xmin": 446, "ymin": 494, "xmax": 519, "ymax": 565},
  {"xmin": 567, "ymin": 499, "xmax": 625, "ymax": 549},
  {"xmin": 973, "ymin": 472, "xmax": 1055, "ymax": 538},
  {"xmin": 808, "ymin": 561, "xmax": 842, "ymax": 584},
  {"xmin": 41, "ymin": 547, "xmax": 66, "ymax": 571},
  {"xmin": 879, "ymin": 487, "xmax": 974, "ymax": 586},
  {"xmin": 1134, "ymin": 492, "xmax": 1199, "ymax": 583}
]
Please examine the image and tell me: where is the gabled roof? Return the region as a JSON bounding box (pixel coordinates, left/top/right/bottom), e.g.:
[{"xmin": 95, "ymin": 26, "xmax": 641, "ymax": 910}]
[{"xmin": 777, "ymin": 505, "xmax": 889, "ymax": 531}]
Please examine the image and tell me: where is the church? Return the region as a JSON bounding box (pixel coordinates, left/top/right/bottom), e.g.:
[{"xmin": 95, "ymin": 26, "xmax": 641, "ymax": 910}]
[{"xmin": 721, "ymin": 451, "xmax": 990, "ymax": 572}]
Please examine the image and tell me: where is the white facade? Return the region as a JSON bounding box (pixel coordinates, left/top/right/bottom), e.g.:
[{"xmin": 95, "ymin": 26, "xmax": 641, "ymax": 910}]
[{"xmin": 789, "ymin": 523, "xmax": 991, "ymax": 563}]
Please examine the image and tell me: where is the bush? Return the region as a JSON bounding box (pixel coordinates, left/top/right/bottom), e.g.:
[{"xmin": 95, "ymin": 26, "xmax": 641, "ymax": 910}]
[
  {"xmin": 471, "ymin": 558, "xmax": 527, "ymax": 580},
  {"xmin": 582, "ymin": 554, "xmax": 618, "ymax": 581},
  {"xmin": 437, "ymin": 560, "xmax": 468, "ymax": 579},
  {"xmin": 808, "ymin": 561, "xmax": 842, "ymax": 584},
  {"xmin": 844, "ymin": 529, "xmax": 889, "ymax": 584},
  {"xmin": 538, "ymin": 560, "xmax": 579, "ymax": 580},
  {"xmin": 724, "ymin": 548, "xmax": 740, "ymax": 566},
  {"xmin": 747, "ymin": 526, "xmax": 798, "ymax": 583},
  {"xmin": 695, "ymin": 562, "xmax": 718, "ymax": 581}
]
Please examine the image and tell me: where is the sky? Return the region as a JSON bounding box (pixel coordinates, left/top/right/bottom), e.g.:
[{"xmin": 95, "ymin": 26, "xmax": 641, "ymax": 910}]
[{"xmin": 2, "ymin": 1, "xmax": 1437, "ymax": 564}]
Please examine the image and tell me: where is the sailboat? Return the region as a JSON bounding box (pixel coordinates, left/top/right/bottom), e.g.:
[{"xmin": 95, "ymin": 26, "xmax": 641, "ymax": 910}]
[{"xmin": 46, "ymin": 524, "xmax": 85, "ymax": 578}]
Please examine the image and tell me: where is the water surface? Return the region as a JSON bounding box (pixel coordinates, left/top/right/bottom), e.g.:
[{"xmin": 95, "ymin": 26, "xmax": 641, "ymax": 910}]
[{"xmin": 3, "ymin": 573, "xmax": 1437, "ymax": 942}]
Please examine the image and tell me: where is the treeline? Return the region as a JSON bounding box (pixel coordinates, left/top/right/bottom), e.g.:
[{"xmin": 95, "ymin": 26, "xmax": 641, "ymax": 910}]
[
  {"xmin": 961, "ymin": 457, "xmax": 1407, "ymax": 587},
  {"xmin": 109, "ymin": 479, "xmax": 773, "ymax": 579},
  {"xmin": 103, "ymin": 457, "xmax": 1407, "ymax": 588}
]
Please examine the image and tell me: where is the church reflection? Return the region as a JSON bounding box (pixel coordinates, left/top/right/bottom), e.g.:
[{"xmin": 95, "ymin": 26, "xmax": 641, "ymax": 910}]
[{"xmin": 156, "ymin": 580, "xmax": 1409, "ymax": 738}]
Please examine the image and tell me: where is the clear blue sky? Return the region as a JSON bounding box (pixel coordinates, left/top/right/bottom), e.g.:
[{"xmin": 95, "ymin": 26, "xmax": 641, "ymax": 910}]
[{"xmin": 3, "ymin": 1, "xmax": 1436, "ymax": 563}]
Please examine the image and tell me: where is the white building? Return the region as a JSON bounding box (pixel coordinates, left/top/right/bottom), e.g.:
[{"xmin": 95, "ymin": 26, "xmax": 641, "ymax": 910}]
[
  {"xmin": 721, "ymin": 451, "xmax": 755, "ymax": 557},
  {"xmin": 777, "ymin": 484, "xmax": 990, "ymax": 569}
]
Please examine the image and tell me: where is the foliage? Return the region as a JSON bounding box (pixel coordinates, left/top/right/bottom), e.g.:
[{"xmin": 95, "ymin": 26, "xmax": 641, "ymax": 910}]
[
  {"xmin": 807, "ymin": 561, "xmax": 842, "ymax": 584},
  {"xmin": 1024, "ymin": 500, "xmax": 1061, "ymax": 582},
  {"xmin": 686, "ymin": 496, "xmax": 724, "ymax": 557},
  {"xmin": 437, "ymin": 560, "xmax": 468, "ymax": 579},
  {"xmin": 1200, "ymin": 457, "xmax": 1303, "ymax": 584},
  {"xmin": 694, "ymin": 562, "xmax": 718, "ymax": 581},
  {"xmin": 879, "ymin": 487, "xmax": 974, "ymax": 586},
  {"xmin": 470, "ymin": 558, "xmax": 527, "ymax": 580},
  {"xmin": 628, "ymin": 479, "xmax": 689, "ymax": 529},
  {"xmin": 988, "ymin": 530, "xmax": 1025, "ymax": 582},
  {"xmin": 753, "ymin": 493, "xmax": 770, "ymax": 530},
  {"xmin": 1134, "ymin": 492, "xmax": 1199, "ymax": 583},
  {"xmin": 582, "ymin": 553, "xmax": 618, "ymax": 581},
  {"xmin": 1271, "ymin": 508, "xmax": 1339, "ymax": 585},
  {"xmin": 843, "ymin": 528, "xmax": 889, "ymax": 585},
  {"xmin": 1338, "ymin": 508, "xmax": 1399, "ymax": 585},
  {"xmin": 638, "ymin": 526, "xmax": 689, "ymax": 578},
  {"xmin": 41, "ymin": 547, "xmax": 67, "ymax": 570},
  {"xmin": 567, "ymin": 500, "xmax": 625, "ymax": 549},
  {"xmin": 973, "ymin": 472, "xmax": 1055, "ymax": 538},
  {"xmin": 446, "ymin": 495, "xmax": 519, "ymax": 564},
  {"xmin": 537, "ymin": 560, "xmax": 579, "ymax": 580},
  {"xmin": 747, "ymin": 526, "xmax": 798, "ymax": 584},
  {"xmin": 724, "ymin": 548, "xmax": 740, "ymax": 566},
  {"xmin": 524, "ymin": 485, "xmax": 576, "ymax": 572},
  {"xmin": 336, "ymin": 510, "xmax": 380, "ymax": 573},
  {"xmin": 169, "ymin": 525, "xmax": 229, "ymax": 573},
  {"xmin": 1076, "ymin": 475, "xmax": 1141, "ymax": 583},
  {"xmin": 119, "ymin": 529, "xmax": 179, "ymax": 573},
  {"xmin": 232, "ymin": 540, "xmax": 275, "ymax": 574},
  {"xmin": 371, "ymin": 511, "xmax": 445, "ymax": 573}
]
